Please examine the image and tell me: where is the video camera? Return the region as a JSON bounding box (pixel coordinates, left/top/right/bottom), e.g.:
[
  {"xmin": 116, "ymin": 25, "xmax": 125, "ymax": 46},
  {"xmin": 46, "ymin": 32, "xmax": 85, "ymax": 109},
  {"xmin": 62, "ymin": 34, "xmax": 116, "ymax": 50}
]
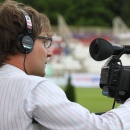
[{"xmin": 89, "ymin": 38, "xmax": 130, "ymax": 104}]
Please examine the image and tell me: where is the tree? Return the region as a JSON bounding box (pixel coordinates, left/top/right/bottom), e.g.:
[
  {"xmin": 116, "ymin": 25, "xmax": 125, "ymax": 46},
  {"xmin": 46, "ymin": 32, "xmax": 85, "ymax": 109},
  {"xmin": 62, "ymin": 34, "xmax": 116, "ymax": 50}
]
[
  {"xmin": 65, "ymin": 76, "xmax": 76, "ymax": 102},
  {"xmin": 119, "ymin": 0, "xmax": 130, "ymax": 27},
  {"xmin": 14, "ymin": 0, "xmax": 130, "ymax": 27}
]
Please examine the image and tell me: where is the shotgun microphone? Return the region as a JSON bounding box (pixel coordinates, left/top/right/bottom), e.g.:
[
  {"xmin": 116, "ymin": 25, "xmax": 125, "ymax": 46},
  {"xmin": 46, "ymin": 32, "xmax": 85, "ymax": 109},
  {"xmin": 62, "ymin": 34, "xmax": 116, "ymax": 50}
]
[{"xmin": 89, "ymin": 38, "xmax": 123, "ymax": 61}]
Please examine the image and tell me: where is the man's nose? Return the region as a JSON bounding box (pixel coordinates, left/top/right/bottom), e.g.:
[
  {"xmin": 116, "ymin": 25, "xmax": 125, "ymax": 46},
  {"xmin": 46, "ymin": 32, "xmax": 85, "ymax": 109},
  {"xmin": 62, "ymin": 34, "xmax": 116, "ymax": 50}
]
[{"xmin": 47, "ymin": 48, "xmax": 53, "ymax": 57}]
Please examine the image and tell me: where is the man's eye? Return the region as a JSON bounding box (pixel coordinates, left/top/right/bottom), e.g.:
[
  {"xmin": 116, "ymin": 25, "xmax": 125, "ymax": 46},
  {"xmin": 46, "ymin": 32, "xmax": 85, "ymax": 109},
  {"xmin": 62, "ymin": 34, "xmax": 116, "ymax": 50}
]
[{"xmin": 42, "ymin": 41, "xmax": 52, "ymax": 48}]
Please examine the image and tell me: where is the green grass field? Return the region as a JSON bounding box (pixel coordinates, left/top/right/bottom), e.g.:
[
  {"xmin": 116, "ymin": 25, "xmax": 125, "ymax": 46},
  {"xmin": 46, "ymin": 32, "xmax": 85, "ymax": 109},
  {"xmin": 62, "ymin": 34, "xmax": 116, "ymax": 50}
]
[{"xmin": 63, "ymin": 87, "xmax": 120, "ymax": 113}]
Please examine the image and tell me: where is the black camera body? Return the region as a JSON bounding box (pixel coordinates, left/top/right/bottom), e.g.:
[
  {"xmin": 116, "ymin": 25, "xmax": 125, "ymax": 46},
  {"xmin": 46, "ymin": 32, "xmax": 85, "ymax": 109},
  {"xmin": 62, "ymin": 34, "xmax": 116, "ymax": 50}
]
[
  {"xmin": 89, "ymin": 38, "xmax": 130, "ymax": 104},
  {"xmin": 100, "ymin": 56, "xmax": 130, "ymax": 103}
]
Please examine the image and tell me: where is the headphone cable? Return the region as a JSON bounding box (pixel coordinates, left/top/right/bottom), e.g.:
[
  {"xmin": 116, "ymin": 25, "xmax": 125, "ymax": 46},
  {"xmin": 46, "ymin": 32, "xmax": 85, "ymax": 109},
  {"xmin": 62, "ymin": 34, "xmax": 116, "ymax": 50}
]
[{"xmin": 23, "ymin": 51, "xmax": 28, "ymax": 74}]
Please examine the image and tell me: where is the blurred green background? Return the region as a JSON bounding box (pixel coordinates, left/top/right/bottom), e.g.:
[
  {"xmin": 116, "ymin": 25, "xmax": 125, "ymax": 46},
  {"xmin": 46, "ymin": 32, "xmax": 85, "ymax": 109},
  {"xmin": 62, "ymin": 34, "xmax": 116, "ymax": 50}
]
[{"xmin": 2, "ymin": 0, "xmax": 130, "ymax": 27}]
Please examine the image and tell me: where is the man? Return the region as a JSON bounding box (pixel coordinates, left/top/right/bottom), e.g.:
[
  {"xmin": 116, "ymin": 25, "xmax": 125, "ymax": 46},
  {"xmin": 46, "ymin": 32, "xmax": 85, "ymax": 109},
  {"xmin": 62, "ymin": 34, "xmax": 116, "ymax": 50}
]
[{"xmin": 0, "ymin": 0, "xmax": 130, "ymax": 130}]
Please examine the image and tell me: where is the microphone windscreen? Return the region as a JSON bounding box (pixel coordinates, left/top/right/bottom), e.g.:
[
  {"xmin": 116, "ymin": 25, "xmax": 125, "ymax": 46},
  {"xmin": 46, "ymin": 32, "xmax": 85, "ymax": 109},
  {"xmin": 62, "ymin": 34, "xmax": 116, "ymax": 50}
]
[{"xmin": 89, "ymin": 38, "xmax": 114, "ymax": 61}]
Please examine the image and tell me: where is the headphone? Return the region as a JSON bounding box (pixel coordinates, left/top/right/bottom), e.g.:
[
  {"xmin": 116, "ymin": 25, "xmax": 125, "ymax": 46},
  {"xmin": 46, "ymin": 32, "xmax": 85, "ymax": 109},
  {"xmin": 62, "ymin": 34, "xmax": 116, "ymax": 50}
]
[{"xmin": 16, "ymin": 9, "xmax": 34, "ymax": 54}]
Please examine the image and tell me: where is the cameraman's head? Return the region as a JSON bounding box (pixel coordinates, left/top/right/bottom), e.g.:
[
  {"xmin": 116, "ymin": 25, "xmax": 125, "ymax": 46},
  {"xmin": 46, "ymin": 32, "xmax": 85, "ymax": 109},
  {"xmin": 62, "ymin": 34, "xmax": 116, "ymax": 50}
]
[{"xmin": 0, "ymin": 0, "xmax": 53, "ymax": 77}]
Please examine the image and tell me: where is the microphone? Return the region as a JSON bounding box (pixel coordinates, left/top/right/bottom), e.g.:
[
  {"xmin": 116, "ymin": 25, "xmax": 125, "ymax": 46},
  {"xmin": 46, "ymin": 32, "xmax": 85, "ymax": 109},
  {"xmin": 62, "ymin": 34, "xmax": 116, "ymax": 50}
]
[{"xmin": 89, "ymin": 38, "xmax": 123, "ymax": 61}]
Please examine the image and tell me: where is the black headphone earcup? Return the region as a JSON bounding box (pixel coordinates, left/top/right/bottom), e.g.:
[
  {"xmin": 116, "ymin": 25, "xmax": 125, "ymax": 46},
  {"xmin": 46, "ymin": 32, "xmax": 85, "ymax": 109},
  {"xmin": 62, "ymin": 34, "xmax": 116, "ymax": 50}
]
[{"xmin": 16, "ymin": 34, "xmax": 34, "ymax": 54}]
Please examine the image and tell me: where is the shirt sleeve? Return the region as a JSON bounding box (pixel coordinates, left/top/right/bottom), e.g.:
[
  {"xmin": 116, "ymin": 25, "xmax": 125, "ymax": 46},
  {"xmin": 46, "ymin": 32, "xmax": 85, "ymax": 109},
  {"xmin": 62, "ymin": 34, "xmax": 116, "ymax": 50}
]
[{"xmin": 25, "ymin": 80, "xmax": 130, "ymax": 130}]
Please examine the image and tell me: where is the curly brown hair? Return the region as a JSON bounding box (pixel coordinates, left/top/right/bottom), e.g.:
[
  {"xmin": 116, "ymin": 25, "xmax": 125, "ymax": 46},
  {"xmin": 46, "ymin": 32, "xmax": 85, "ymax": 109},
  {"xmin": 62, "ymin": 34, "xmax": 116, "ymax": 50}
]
[{"xmin": 0, "ymin": 0, "xmax": 53, "ymax": 67}]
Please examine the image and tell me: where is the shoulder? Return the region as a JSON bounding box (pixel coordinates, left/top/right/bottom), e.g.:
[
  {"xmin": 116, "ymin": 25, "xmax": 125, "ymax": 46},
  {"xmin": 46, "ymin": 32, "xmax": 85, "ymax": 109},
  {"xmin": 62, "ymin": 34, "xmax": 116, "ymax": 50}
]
[
  {"xmin": 17, "ymin": 74, "xmax": 49, "ymax": 84},
  {"xmin": 16, "ymin": 75, "xmax": 61, "ymax": 90}
]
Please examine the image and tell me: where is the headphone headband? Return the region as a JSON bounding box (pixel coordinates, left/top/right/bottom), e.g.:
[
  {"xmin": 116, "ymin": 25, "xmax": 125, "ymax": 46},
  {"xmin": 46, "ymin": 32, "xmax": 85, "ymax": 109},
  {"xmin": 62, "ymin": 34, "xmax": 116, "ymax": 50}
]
[{"xmin": 20, "ymin": 9, "xmax": 32, "ymax": 34}]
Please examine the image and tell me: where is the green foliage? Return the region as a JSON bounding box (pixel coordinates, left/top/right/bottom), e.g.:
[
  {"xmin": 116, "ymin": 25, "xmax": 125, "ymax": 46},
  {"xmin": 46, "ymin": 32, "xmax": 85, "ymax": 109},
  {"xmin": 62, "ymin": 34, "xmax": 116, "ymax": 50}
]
[
  {"xmin": 120, "ymin": 0, "xmax": 130, "ymax": 27},
  {"xmin": 10, "ymin": 0, "xmax": 130, "ymax": 27},
  {"xmin": 65, "ymin": 76, "xmax": 76, "ymax": 102}
]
